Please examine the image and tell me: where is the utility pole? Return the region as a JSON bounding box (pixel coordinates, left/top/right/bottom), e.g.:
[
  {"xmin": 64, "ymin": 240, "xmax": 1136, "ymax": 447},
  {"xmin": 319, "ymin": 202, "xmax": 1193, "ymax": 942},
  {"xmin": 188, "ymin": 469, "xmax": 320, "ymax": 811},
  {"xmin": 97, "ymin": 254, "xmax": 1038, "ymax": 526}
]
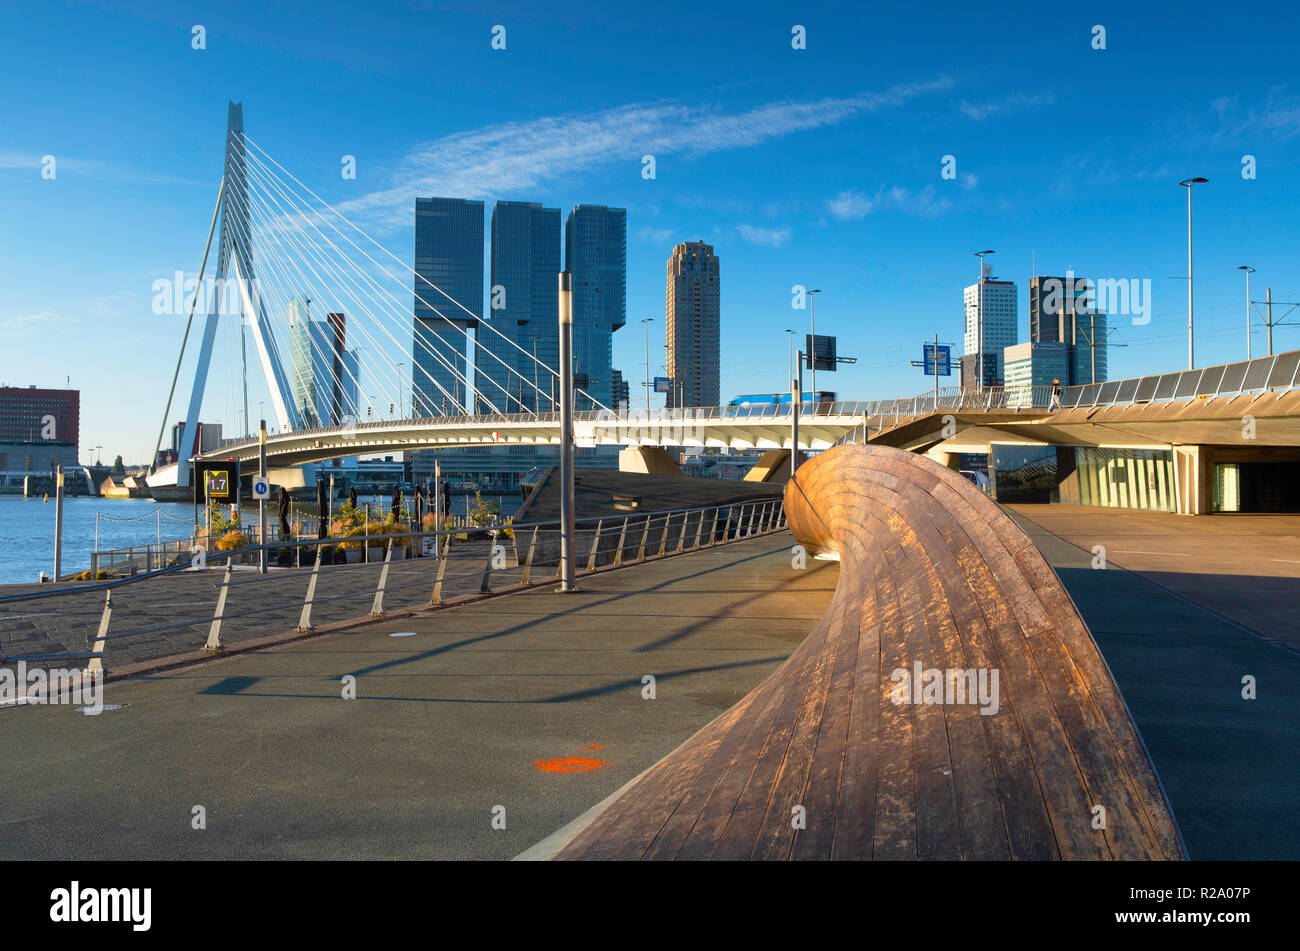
[
  {"xmin": 641, "ymin": 317, "xmax": 654, "ymax": 410},
  {"xmin": 1267, "ymin": 287, "xmax": 1273, "ymax": 356},
  {"xmin": 558, "ymin": 272, "xmax": 578, "ymax": 592},
  {"xmin": 258, "ymin": 418, "xmax": 268, "ymax": 574},
  {"xmin": 1179, "ymin": 177, "xmax": 1208, "ymax": 369},
  {"xmin": 791, "ymin": 351, "xmax": 803, "ymax": 477},
  {"xmin": 808, "ymin": 289, "xmax": 821, "ymax": 398},
  {"xmin": 1238, "ymin": 266, "xmax": 1255, "ymax": 360},
  {"xmin": 53, "ymin": 465, "xmax": 65, "ymax": 581},
  {"xmin": 973, "ymin": 251, "xmax": 995, "ymax": 390}
]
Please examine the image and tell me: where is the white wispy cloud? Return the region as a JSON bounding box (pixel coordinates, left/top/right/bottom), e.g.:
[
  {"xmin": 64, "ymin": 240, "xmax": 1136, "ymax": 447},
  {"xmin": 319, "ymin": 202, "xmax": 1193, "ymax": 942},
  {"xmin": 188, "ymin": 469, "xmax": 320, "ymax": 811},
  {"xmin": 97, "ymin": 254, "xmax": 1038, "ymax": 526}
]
[
  {"xmin": 736, "ymin": 224, "xmax": 790, "ymax": 247},
  {"xmin": 0, "ymin": 311, "xmax": 65, "ymax": 337},
  {"xmin": 0, "ymin": 152, "xmax": 209, "ymax": 187},
  {"xmin": 329, "ymin": 77, "xmax": 953, "ymax": 228},
  {"xmin": 826, "ymin": 185, "xmax": 951, "ymax": 220},
  {"xmin": 1210, "ymin": 88, "xmax": 1300, "ymax": 140},
  {"xmin": 958, "ymin": 91, "xmax": 1055, "ymax": 120},
  {"xmin": 636, "ymin": 226, "xmax": 676, "ymax": 244}
]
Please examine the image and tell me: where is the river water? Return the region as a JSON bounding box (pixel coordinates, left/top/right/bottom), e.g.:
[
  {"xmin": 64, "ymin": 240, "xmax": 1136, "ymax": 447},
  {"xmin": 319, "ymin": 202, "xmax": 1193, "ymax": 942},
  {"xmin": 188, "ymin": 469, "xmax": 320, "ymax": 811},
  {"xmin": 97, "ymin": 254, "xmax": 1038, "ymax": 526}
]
[{"xmin": 0, "ymin": 492, "xmax": 521, "ymax": 585}]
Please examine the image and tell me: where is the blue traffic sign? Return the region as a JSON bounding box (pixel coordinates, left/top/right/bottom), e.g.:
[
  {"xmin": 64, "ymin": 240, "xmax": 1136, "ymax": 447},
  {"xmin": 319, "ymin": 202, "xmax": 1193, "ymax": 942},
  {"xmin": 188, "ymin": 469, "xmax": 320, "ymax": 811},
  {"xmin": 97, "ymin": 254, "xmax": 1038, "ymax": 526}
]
[{"xmin": 923, "ymin": 344, "xmax": 952, "ymax": 377}]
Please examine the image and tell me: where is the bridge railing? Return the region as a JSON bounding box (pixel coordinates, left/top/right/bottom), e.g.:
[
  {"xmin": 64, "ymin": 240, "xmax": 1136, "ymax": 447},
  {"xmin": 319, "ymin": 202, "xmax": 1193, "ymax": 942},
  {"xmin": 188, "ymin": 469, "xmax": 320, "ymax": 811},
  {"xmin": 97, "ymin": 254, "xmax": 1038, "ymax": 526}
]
[
  {"xmin": 1060, "ymin": 347, "xmax": 1300, "ymax": 409},
  {"xmin": 0, "ymin": 496, "xmax": 788, "ymax": 689}
]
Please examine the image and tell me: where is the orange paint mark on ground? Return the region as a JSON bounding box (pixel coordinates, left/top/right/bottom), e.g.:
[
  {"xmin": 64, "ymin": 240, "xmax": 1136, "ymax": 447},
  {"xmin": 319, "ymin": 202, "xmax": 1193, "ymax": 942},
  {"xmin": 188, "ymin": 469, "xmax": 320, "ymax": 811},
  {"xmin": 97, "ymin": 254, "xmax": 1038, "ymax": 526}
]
[{"xmin": 535, "ymin": 743, "xmax": 607, "ymax": 773}]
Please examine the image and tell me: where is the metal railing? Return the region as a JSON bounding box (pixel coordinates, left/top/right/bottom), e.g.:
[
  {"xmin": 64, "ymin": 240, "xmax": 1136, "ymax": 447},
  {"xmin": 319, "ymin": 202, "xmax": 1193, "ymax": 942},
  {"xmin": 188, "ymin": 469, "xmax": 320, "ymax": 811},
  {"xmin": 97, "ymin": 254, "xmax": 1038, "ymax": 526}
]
[
  {"xmin": 88, "ymin": 511, "xmax": 502, "ymax": 578},
  {"xmin": 0, "ymin": 497, "xmax": 787, "ymax": 683}
]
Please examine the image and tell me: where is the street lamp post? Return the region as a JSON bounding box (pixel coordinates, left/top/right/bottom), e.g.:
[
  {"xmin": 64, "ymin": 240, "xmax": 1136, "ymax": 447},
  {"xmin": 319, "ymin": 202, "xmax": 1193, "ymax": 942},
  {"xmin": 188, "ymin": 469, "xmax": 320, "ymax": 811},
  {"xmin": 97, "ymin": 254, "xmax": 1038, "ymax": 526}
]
[
  {"xmin": 808, "ymin": 289, "xmax": 821, "ymax": 398},
  {"xmin": 784, "ymin": 329, "xmax": 795, "ymax": 393},
  {"xmin": 1179, "ymin": 178, "xmax": 1209, "ymax": 369},
  {"xmin": 641, "ymin": 317, "xmax": 654, "ymax": 410},
  {"xmin": 973, "ymin": 251, "xmax": 995, "ymax": 391},
  {"xmin": 1237, "ymin": 265, "xmax": 1256, "ymax": 360}
]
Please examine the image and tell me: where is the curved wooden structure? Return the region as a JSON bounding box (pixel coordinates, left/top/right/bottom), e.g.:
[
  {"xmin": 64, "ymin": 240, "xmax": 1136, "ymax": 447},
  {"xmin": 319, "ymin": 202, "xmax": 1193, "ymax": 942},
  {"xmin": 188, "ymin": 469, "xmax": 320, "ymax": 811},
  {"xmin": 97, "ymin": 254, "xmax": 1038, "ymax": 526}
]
[{"xmin": 553, "ymin": 445, "xmax": 1184, "ymax": 860}]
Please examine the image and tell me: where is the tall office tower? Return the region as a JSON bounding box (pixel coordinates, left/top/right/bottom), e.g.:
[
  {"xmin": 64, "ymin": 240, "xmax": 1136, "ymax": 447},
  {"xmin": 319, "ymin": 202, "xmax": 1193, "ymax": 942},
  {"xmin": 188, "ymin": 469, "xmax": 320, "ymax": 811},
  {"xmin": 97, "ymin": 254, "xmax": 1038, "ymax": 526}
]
[
  {"xmin": 564, "ymin": 204, "xmax": 626, "ymax": 411},
  {"xmin": 1029, "ymin": 274, "xmax": 1108, "ymax": 384},
  {"xmin": 413, "ymin": 197, "xmax": 483, "ymax": 416},
  {"xmin": 665, "ymin": 241, "xmax": 721, "ymax": 409},
  {"xmin": 289, "ymin": 299, "xmax": 360, "ymax": 427},
  {"xmin": 610, "ymin": 369, "xmax": 630, "ymax": 411},
  {"xmin": 478, "ymin": 201, "xmax": 561, "ymax": 413},
  {"xmin": 963, "ymin": 270, "xmax": 1018, "ymax": 384}
]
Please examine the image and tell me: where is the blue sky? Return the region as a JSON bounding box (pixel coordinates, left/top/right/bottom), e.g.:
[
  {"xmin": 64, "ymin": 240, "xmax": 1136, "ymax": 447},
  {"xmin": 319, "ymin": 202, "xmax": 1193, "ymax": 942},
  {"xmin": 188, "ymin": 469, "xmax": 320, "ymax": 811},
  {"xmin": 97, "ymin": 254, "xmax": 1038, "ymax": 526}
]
[{"xmin": 4, "ymin": 0, "xmax": 1300, "ymax": 461}]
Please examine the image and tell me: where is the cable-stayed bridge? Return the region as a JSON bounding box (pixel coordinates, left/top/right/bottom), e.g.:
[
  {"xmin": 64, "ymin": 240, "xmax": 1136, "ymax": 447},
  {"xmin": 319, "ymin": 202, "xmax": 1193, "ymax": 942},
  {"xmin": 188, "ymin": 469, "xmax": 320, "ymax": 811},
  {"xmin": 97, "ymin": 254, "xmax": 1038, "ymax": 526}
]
[{"xmin": 145, "ymin": 102, "xmax": 869, "ymax": 493}]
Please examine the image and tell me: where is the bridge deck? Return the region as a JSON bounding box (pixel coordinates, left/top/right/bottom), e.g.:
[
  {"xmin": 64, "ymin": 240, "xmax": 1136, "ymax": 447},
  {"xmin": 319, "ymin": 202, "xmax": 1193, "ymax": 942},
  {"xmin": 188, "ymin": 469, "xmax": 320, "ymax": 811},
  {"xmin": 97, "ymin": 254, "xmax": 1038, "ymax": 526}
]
[{"xmin": 550, "ymin": 446, "xmax": 1184, "ymax": 860}]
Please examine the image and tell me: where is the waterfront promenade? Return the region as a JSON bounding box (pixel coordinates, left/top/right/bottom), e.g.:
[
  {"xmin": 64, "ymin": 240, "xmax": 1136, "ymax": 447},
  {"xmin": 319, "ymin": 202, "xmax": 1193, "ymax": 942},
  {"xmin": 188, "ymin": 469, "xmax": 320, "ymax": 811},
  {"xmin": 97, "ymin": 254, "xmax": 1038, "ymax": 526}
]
[
  {"xmin": 0, "ymin": 533, "xmax": 834, "ymax": 860},
  {"xmin": 1, "ymin": 506, "xmax": 1295, "ymax": 860}
]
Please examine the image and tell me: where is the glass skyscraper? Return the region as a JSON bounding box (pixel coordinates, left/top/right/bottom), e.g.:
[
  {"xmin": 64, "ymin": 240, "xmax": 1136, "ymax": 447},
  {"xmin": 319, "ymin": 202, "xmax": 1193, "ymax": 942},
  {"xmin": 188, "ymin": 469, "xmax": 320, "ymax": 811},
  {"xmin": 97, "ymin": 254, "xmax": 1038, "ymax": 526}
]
[
  {"xmin": 288, "ymin": 297, "xmax": 359, "ymax": 428},
  {"xmin": 477, "ymin": 201, "xmax": 561, "ymax": 413},
  {"xmin": 564, "ymin": 204, "xmax": 626, "ymax": 411},
  {"xmin": 413, "ymin": 197, "xmax": 483, "ymax": 415}
]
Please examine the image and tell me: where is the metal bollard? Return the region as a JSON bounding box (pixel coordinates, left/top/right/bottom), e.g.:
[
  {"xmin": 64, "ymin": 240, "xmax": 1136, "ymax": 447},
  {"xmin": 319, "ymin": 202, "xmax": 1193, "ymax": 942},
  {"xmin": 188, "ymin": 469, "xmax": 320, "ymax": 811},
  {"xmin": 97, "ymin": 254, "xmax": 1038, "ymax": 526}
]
[
  {"xmin": 205, "ymin": 561, "xmax": 234, "ymax": 652},
  {"xmin": 431, "ymin": 544, "xmax": 450, "ymax": 605},
  {"xmin": 298, "ymin": 547, "xmax": 323, "ymax": 632},
  {"xmin": 86, "ymin": 589, "xmax": 112, "ymax": 676},
  {"xmin": 613, "ymin": 517, "xmax": 629, "ymax": 566},
  {"xmin": 370, "ymin": 540, "xmax": 394, "ymax": 616},
  {"xmin": 637, "ymin": 514, "xmax": 651, "ymax": 560},
  {"xmin": 521, "ymin": 526, "xmax": 539, "ymax": 585},
  {"xmin": 586, "ymin": 520, "xmax": 604, "ymax": 572},
  {"xmin": 657, "ymin": 513, "xmax": 672, "ymax": 556}
]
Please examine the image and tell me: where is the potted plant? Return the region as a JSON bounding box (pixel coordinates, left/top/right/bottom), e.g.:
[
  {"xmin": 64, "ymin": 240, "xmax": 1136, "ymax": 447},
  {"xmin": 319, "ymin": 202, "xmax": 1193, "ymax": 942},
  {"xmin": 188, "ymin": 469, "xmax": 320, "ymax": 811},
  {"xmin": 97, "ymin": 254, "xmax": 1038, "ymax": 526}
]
[{"xmin": 339, "ymin": 525, "xmax": 366, "ymax": 563}]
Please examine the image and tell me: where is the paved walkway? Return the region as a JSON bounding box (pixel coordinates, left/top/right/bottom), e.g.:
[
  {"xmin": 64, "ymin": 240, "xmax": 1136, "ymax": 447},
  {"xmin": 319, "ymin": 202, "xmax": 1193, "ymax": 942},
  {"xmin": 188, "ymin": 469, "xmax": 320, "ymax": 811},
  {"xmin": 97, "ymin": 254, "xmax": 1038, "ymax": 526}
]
[
  {"xmin": 0, "ymin": 533, "xmax": 835, "ymax": 860},
  {"xmin": 1008, "ymin": 506, "xmax": 1300, "ymax": 860}
]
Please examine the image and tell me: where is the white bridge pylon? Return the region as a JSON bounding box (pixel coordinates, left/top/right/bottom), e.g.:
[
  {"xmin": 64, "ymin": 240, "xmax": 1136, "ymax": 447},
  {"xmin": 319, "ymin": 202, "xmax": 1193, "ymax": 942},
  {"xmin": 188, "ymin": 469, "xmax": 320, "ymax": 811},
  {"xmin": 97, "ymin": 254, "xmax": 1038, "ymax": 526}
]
[
  {"xmin": 153, "ymin": 102, "xmax": 611, "ymax": 491},
  {"xmin": 173, "ymin": 102, "xmax": 300, "ymax": 487}
]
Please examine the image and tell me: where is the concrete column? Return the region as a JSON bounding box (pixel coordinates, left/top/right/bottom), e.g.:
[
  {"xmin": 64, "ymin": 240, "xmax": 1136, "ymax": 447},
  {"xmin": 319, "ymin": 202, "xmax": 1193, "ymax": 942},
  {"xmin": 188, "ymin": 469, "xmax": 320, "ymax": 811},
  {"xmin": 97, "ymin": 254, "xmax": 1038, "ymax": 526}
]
[{"xmin": 1173, "ymin": 445, "xmax": 1212, "ymax": 515}]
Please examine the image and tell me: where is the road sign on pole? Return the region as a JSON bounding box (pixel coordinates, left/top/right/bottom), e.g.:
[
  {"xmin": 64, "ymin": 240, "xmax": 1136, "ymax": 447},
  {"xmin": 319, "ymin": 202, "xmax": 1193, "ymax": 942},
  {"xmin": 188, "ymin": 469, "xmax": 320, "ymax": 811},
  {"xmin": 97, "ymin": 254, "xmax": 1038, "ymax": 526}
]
[
  {"xmin": 923, "ymin": 343, "xmax": 952, "ymax": 376},
  {"xmin": 653, "ymin": 376, "xmax": 671, "ymax": 394},
  {"xmin": 251, "ymin": 477, "xmax": 271, "ymax": 500}
]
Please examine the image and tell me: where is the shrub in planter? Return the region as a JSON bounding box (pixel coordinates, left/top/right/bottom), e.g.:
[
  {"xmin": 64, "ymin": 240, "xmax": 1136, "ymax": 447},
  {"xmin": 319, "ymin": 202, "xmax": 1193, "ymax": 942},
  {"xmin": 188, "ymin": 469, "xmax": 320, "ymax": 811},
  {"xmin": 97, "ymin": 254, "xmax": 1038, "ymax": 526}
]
[{"xmin": 217, "ymin": 529, "xmax": 249, "ymax": 551}]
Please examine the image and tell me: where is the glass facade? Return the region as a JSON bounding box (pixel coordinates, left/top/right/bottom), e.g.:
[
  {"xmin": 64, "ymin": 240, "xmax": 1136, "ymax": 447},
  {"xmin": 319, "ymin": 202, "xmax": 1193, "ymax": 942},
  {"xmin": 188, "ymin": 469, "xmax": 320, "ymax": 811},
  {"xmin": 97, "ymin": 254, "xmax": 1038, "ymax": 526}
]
[
  {"xmin": 1029, "ymin": 275, "xmax": 1108, "ymax": 385},
  {"xmin": 1003, "ymin": 342, "xmax": 1070, "ymax": 403},
  {"xmin": 478, "ymin": 201, "xmax": 561, "ymax": 413},
  {"xmin": 565, "ymin": 205, "xmax": 626, "ymax": 411},
  {"xmin": 992, "ymin": 443, "xmax": 1177, "ymax": 511},
  {"xmin": 288, "ymin": 298, "xmax": 360, "ymax": 427},
  {"xmin": 413, "ymin": 197, "xmax": 483, "ymax": 415}
]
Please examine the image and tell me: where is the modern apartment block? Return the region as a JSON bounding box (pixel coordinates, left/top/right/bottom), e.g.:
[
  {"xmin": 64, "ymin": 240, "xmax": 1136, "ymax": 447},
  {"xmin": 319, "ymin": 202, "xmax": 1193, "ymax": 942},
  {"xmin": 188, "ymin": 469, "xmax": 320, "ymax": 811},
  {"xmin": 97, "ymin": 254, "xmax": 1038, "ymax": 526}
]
[
  {"xmin": 564, "ymin": 204, "xmax": 626, "ymax": 411},
  {"xmin": 963, "ymin": 276, "xmax": 1017, "ymax": 384},
  {"xmin": 413, "ymin": 197, "xmax": 483, "ymax": 415},
  {"xmin": 0, "ymin": 384, "xmax": 80, "ymax": 481},
  {"xmin": 478, "ymin": 201, "xmax": 561, "ymax": 413},
  {"xmin": 1029, "ymin": 274, "xmax": 1108, "ymax": 385},
  {"xmin": 666, "ymin": 241, "xmax": 721, "ymax": 409}
]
